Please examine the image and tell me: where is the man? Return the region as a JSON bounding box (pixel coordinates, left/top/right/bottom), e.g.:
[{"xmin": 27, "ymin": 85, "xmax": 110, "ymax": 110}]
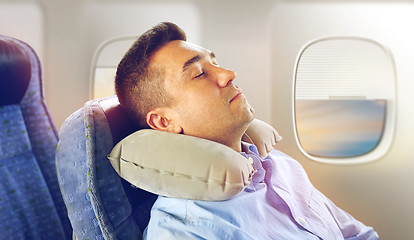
[{"xmin": 115, "ymin": 22, "xmax": 379, "ymax": 239}]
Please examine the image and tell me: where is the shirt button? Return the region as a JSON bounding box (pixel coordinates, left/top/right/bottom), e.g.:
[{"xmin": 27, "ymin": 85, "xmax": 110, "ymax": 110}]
[{"xmin": 299, "ymin": 217, "xmax": 307, "ymax": 224}]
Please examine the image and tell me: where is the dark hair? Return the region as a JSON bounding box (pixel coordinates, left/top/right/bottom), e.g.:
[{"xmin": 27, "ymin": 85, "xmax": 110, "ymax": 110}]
[
  {"xmin": 0, "ymin": 37, "xmax": 32, "ymax": 106},
  {"xmin": 115, "ymin": 22, "xmax": 187, "ymax": 128}
]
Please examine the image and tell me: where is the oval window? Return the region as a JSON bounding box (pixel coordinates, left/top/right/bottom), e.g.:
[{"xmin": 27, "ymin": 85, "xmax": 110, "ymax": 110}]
[
  {"xmin": 91, "ymin": 37, "xmax": 137, "ymax": 99},
  {"xmin": 294, "ymin": 37, "xmax": 396, "ymax": 164}
]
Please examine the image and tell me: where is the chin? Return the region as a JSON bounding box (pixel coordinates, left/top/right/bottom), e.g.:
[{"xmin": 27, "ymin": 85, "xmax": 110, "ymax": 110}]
[
  {"xmin": 245, "ymin": 105, "xmax": 255, "ymax": 121},
  {"xmin": 240, "ymin": 107, "xmax": 255, "ymax": 129},
  {"xmin": 249, "ymin": 106, "xmax": 255, "ymax": 118}
]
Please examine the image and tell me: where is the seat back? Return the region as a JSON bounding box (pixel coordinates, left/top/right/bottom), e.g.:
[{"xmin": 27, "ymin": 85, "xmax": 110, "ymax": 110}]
[
  {"xmin": 0, "ymin": 35, "xmax": 72, "ymax": 239},
  {"xmin": 56, "ymin": 96, "xmax": 157, "ymax": 240}
]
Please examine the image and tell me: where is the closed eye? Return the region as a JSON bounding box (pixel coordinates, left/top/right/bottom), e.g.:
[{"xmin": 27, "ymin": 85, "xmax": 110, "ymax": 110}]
[{"xmin": 194, "ymin": 72, "xmax": 205, "ymax": 78}]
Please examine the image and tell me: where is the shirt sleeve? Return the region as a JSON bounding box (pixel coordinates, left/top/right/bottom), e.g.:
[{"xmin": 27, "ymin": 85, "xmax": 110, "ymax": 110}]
[{"xmin": 314, "ymin": 188, "xmax": 380, "ymax": 240}]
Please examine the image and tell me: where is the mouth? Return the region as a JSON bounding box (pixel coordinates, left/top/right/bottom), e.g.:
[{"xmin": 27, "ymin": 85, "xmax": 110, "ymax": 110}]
[{"xmin": 230, "ymin": 89, "xmax": 244, "ymax": 103}]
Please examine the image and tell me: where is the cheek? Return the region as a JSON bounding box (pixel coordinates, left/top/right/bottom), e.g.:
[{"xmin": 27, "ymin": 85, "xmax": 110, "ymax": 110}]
[
  {"xmin": 176, "ymin": 95, "xmax": 224, "ymax": 123},
  {"xmin": 173, "ymin": 84, "xmax": 227, "ymax": 117},
  {"xmin": 185, "ymin": 87, "xmax": 224, "ymax": 107}
]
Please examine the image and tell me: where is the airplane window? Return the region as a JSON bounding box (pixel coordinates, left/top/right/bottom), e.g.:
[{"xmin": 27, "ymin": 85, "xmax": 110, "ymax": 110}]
[
  {"xmin": 295, "ymin": 99, "xmax": 386, "ymax": 158},
  {"xmin": 294, "ymin": 37, "xmax": 396, "ymax": 164},
  {"xmin": 93, "ymin": 67, "xmax": 117, "ymax": 99},
  {"xmin": 92, "ymin": 37, "xmax": 136, "ymax": 99}
]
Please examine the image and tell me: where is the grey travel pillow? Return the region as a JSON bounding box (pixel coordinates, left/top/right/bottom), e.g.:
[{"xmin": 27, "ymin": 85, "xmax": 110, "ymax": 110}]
[{"xmin": 108, "ymin": 129, "xmax": 256, "ymax": 201}]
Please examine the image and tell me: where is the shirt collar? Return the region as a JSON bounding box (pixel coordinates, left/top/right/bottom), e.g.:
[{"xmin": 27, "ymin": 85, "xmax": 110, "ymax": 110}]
[
  {"xmin": 241, "ymin": 142, "xmax": 266, "ymax": 185},
  {"xmin": 241, "ymin": 141, "xmax": 260, "ymax": 155}
]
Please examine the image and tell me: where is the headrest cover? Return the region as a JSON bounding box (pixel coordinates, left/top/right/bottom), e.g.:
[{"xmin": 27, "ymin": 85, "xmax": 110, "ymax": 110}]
[
  {"xmin": 99, "ymin": 96, "xmax": 139, "ymax": 144},
  {"xmin": 0, "ymin": 36, "xmax": 32, "ymax": 106}
]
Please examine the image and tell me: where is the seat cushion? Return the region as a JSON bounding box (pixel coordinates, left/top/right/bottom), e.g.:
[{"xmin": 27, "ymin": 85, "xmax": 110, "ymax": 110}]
[{"xmin": 0, "ymin": 105, "xmax": 66, "ymax": 239}]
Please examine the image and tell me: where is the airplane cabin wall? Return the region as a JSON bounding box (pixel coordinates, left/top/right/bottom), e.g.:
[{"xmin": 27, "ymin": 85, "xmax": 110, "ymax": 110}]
[{"xmin": 270, "ymin": 3, "xmax": 414, "ymax": 240}]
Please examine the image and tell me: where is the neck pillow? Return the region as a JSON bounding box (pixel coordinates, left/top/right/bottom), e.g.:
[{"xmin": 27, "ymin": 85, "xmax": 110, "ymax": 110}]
[
  {"xmin": 108, "ymin": 129, "xmax": 256, "ymax": 201},
  {"xmin": 108, "ymin": 119, "xmax": 282, "ymax": 201}
]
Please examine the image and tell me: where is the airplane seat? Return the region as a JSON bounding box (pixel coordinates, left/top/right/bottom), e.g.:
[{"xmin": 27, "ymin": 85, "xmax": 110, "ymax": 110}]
[
  {"xmin": 56, "ymin": 95, "xmax": 158, "ymax": 240},
  {"xmin": 0, "ymin": 35, "xmax": 72, "ymax": 239}
]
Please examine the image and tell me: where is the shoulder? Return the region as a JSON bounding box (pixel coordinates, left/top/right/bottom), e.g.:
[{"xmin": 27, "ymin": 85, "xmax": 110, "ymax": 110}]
[
  {"xmin": 267, "ymin": 149, "xmax": 297, "ymax": 161},
  {"xmin": 265, "ymin": 149, "xmax": 314, "ymax": 187},
  {"xmin": 266, "ymin": 149, "xmax": 306, "ymax": 171}
]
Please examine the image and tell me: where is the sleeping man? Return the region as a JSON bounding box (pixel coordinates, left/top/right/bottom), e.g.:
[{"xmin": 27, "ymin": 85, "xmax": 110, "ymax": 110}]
[{"xmin": 115, "ymin": 22, "xmax": 379, "ymax": 239}]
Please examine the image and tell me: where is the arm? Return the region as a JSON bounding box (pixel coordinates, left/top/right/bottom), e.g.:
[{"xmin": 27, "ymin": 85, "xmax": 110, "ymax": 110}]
[
  {"xmin": 243, "ymin": 118, "xmax": 282, "ymax": 158},
  {"xmin": 314, "ymin": 188, "xmax": 380, "ymax": 240},
  {"xmin": 268, "ymin": 151, "xmax": 379, "ymax": 239}
]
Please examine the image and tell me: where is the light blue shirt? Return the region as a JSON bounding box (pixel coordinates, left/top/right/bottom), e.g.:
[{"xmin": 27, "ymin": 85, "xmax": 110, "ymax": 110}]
[{"xmin": 143, "ymin": 143, "xmax": 379, "ymax": 239}]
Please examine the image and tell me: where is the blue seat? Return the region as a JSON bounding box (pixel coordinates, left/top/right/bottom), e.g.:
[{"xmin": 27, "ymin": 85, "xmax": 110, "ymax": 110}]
[
  {"xmin": 56, "ymin": 96, "xmax": 158, "ymax": 240},
  {"xmin": 0, "ymin": 35, "xmax": 72, "ymax": 239}
]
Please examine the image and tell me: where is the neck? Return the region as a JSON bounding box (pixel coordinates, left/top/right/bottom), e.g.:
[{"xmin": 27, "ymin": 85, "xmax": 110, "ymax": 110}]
[
  {"xmin": 226, "ymin": 136, "xmax": 243, "ymax": 153},
  {"xmin": 205, "ymin": 121, "xmax": 251, "ymax": 153},
  {"xmin": 225, "ymin": 121, "xmax": 251, "ymax": 152},
  {"xmin": 219, "ymin": 127, "xmax": 247, "ymax": 153},
  {"xmin": 207, "ymin": 130, "xmax": 243, "ymax": 153}
]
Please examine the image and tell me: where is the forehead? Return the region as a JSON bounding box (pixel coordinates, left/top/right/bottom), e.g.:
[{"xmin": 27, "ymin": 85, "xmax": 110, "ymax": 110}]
[{"xmin": 150, "ymin": 40, "xmax": 207, "ymax": 70}]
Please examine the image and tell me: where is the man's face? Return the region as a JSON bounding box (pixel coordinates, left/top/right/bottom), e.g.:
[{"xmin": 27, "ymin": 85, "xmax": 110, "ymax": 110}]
[{"xmin": 149, "ymin": 40, "xmax": 254, "ymax": 146}]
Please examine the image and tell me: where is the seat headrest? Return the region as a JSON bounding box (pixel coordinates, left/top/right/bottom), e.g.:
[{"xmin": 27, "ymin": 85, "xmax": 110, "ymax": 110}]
[
  {"xmin": 0, "ymin": 36, "xmax": 34, "ymax": 106},
  {"xmin": 98, "ymin": 96, "xmax": 140, "ymax": 144}
]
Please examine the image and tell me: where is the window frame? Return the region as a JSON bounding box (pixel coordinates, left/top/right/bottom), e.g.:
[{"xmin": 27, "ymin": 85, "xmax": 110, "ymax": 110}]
[
  {"xmin": 90, "ymin": 35, "xmax": 138, "ymax": 100},
  {"xmin": 292, "ymin": 36, "xmax": 397, "ymax": 165}
]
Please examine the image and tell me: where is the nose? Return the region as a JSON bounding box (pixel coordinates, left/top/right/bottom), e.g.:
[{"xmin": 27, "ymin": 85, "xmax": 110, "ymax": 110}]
[{"xmin": 216, "ymin": 66, "xmax": 236, "ymax": 88}]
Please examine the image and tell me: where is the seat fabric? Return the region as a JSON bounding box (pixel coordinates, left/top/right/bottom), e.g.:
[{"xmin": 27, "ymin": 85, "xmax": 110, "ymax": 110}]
[
  {"xmin": 56, "ymin": 96, "xmax": 157, "ymax": 240},
  {"xmin": 0, "ymin": 35, "xmax": 72, "ymax": 239}
]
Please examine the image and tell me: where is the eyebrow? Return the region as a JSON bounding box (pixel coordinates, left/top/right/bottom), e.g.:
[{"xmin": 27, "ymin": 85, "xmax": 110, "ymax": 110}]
[{"xmin": 182, "ymin": 52, "xmax": 216, "ymax": 72}]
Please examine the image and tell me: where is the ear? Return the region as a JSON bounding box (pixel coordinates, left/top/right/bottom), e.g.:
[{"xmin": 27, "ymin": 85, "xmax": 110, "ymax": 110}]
[{"xmin": 146, "ymin": 108, "xmax": 182, "ymax": 134}]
